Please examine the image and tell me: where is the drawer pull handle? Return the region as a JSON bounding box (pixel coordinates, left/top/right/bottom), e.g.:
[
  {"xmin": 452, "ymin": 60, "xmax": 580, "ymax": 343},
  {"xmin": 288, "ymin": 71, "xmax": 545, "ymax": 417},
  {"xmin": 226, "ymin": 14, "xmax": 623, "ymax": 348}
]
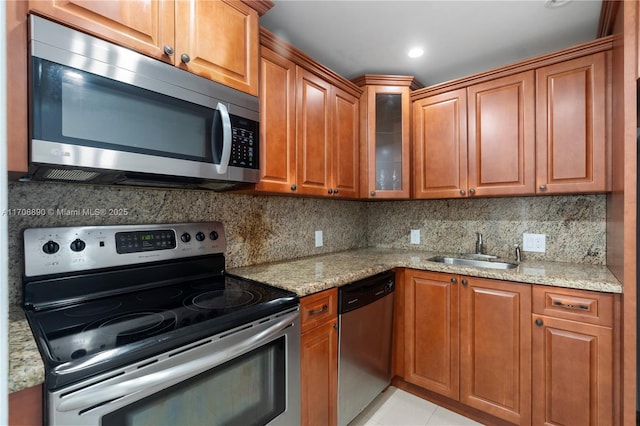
[
  {"xmin": 552, "ymin": 300, "xmax": 589, "ymax": 310},
  {"xmin": 309, "ymin": 305, "xmax": 328, "ymax": 315},
  {"xmin": 535, "ymin": 319, "xmax": 543, "ymax": 327}
]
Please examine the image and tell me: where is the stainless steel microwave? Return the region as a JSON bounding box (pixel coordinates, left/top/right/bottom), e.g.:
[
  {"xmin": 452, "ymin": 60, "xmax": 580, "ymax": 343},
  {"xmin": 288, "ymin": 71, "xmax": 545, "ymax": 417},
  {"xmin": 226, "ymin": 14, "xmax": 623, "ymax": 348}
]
[{"xmin": 26, "ymin": 15, "xmax": 259, "ymax": 190}]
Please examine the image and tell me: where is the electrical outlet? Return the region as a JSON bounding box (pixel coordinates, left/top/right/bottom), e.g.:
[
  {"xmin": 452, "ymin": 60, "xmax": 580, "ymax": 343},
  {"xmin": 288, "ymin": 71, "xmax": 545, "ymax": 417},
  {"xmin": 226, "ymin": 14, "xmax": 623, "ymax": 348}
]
[
  {"xmin": 523, "ymin": 233, "xmax": 546, "ymax": 253},
  {"xmin": 315, "ymin": 230, "xmax": 323, "ymax": 248},
  {"xmin": 410, "ymin": 229, "xmax": 420, "ymax": 244}
]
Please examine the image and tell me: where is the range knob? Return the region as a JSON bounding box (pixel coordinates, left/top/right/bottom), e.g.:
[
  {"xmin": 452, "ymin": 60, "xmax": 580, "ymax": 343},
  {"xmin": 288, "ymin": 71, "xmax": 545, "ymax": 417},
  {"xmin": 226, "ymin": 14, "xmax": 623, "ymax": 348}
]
[
  {"xmin": 181, "ymin": 232, "xmax": 191, "ymax": 243},
  {"xmin": 209, "ymin": 231, "xmax": 219, "ymax": 241},
  {"xmin": 195, "ymin": 232, "xmax": 205, "ymax": 242},
  {"xmin": 42, "ymin": 240, "xmax": 60, "ymax": 255},
  {"xmin": 70, "ymin": 239, "xmax": 86, "ymax": 252}
]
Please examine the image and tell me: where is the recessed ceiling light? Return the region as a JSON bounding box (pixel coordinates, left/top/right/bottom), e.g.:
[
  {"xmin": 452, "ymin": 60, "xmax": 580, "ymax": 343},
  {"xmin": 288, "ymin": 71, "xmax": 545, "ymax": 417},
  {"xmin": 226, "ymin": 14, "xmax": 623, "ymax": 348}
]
[
  {"xmin": 545, "ymin": 0, "xmax": 572, "ymax": 8},
  {"xmin": 408, "ymin": 47, "xmax": 424, "ymax": 58}
]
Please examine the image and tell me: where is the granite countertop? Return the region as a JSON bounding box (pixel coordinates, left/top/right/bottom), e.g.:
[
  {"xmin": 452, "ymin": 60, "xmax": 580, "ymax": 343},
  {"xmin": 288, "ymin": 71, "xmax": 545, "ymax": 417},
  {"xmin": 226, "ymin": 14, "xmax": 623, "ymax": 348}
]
[
  {"xmin": 9, "ymin": 247, "xmax": 622, "ymax": 394},
  {"xmin": 228, "ymin": 247, "xmax": 623, "ymax": 296},
  {"xmin": 8, "ymin": 305, "xmax": 45, "ymax": 393}
]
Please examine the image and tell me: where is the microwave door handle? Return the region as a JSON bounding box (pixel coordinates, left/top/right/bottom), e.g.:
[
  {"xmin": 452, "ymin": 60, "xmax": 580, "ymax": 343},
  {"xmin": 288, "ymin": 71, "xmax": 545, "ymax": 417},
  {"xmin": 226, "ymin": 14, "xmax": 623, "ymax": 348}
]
[{"xmin": 214, "ymin": 102, "xmax": 232, "ymax": 175}]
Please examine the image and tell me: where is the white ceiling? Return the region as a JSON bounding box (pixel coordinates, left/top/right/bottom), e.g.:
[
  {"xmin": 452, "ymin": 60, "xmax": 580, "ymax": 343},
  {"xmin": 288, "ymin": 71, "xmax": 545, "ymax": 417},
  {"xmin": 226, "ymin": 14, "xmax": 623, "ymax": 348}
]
[{"xmin": 260, "ymin": 0, "xmax": 603, "ymax": 87}]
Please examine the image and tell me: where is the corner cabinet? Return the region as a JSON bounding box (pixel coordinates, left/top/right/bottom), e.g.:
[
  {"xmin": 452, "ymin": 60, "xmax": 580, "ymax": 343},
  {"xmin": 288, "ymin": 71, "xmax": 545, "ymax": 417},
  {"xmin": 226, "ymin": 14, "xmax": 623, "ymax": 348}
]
[
  {"xmin": 352, "ymin": 75, "xmax": 421, "ymax": 199},
  {"xmin": 256, "ymin": 30, "xmax": 362, "ymax": 198},
  {"xmin": 300, "ymin": 288, "xmax": 338, "ymax": 426},
  {"xmin": 404, "ymin": 270, "xmax": 532, "ymax": 425},
  {"xmin": 535, "ymin": 52, "xmax": 608, "ymax": 194},
  {"xmin": 28, "ymin": 0, "xmax": 264, "ymax": 95}
]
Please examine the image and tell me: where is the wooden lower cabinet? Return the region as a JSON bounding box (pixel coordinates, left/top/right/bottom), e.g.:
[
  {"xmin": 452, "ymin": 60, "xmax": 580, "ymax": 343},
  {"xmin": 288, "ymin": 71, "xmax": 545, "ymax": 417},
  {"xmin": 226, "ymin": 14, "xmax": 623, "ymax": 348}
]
[
  {"xmin": 404, "ymin": 270, "xmax": 460, "ymax": 399},
  {"xmin": 9, "ymin": 385, "xmax": 43, "ymax": 426},
  {"xmin": 460, "ymin": 277, "xmax": 532, "ymax": 425},
  {"xmin": 531, "ymin": 285, "xmax": 614, "ymax": 426},
  {"xmin": 300, "ymin": 289, "xmax": 338, "ymax": 426},
  {"xmin": 404, "ymin": 270, "xmax": 531, "ymax": 425}
]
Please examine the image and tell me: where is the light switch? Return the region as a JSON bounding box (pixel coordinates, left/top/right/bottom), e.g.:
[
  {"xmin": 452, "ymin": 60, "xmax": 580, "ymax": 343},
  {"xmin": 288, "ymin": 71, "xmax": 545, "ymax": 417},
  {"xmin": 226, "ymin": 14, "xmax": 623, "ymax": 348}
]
[
  {"xmin": 523, "ymin": 233, "xmax": 545, "ymax": 253},
  {"xmin": 315, "ymin": 230, "xmax": 323, "ymax": 247}
]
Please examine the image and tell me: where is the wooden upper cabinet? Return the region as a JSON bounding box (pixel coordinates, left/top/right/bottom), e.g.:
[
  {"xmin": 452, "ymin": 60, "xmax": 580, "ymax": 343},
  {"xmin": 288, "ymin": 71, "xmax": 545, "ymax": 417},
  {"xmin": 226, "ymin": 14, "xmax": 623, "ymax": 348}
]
[
  {"xmin": 175, "ymin": 0, "xmax": 258, "ymax": 95},
  {"xmin": 255, "ymin": 47, "xmax": 296, "ymax": 193},
  {"xmin": 459, "ymin": 277, "xmax": 532, "ymax": 425},
  {"xmin": 331, "ymin": 86, "xmax": 360, "ymax": 198},
  {"xmin": 413, "ymin": 88, "xmax": 468, "ymax": 199},
  {"xmin": 29, "ymin": 0, "xmax": 260, "ymax": 95},
  {"xmin": 295, "ymin": 67, "xmax": 359, "ymax": 198},
  {"xmin": 535, "ymin": 52, "xmax": 607, "ymax": 194},
  {"xmin": 28, "ymin": 0, "xmax": 175, "ymax": 62},
  {"xmin": 296, "ymin": 67, "xmax": 332, "ymax": 196},
  {"xmin": 467, "ymin": 71, "xmax": 536, "ymax": 197},
  {"xmin": 354, "ymin": 76, "xmax": 417, "ymax": 199}
]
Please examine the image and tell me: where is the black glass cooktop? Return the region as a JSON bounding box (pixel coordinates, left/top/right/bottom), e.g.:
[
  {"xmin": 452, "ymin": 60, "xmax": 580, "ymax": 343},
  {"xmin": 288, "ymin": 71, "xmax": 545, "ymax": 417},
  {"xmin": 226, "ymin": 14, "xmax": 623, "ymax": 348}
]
[{"xmin": 27, "ymin": 275, "xmax": 295, "ymax": 365}]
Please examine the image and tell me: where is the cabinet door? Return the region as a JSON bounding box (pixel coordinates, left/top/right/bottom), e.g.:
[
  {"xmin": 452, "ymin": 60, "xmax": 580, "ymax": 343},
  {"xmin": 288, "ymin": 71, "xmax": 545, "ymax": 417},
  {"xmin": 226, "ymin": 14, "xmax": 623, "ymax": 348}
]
[
  {"xmin": 296, "ymin": 67, "xmax": 332, "ymax": 196},
  {"xmin": 404, "ymin": 270, "xmax": 459, "ymax": 399},
  {"xmin": 536, "ymin": 53, "xmax": 607, "ymax": 194},
  {"xmin": 459, "ymin": 277, "xmax": 532, "ymax": 425},
  {"xmin": 413, "ymin": 89, "xmax": 468, "ymax": 199},
  {"xmin": 331, "ymin": 86, "xmax": 359, "ymax": 198},
  {"xmin": 175, "ymin": 0, "xmax": 259, "ymax": 95},
  {"xmin": 363, "ymin": 86, "xmax": 411, "ymax": 199},
  {"xmin": 467, "ymin": 71, "xmax": 536, "ymax": 197},
  {"xmin": 532, "ymin": 315, "xmax": 613, "ymax": 426},
  {"xmin": 255, "ymin": 47, "xmax": 296, "ymax": 193},
  {"xmin": 301, "ymin": 320, "xmax": 338, "ymax": 426},
  {"xmin": 9, "ymin": 385, "xmax": 43, "ymax": 426},
  {"xmin": 29, "ymin": 0, "xmax": 174, "ymax": 62}
]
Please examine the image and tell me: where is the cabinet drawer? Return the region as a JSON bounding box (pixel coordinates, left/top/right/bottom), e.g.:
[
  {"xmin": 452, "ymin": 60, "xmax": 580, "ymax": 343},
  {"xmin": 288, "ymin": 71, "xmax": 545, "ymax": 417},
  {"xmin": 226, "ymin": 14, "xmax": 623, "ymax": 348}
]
[
  {"xmin": 532, "ymin": 285, "xmax": 613, "ymax": 327},
  {"xmin": 301, "ymin": 288, "xmax": 337, "ymax": 332}
]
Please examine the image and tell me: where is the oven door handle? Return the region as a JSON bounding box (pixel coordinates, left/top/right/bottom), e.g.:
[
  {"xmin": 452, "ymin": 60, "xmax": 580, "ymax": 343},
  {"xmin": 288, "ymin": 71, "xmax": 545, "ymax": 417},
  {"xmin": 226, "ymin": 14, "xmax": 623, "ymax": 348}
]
[{"xmin": 56, "ymin": 311, "xmax": 298, "ymax": 413}]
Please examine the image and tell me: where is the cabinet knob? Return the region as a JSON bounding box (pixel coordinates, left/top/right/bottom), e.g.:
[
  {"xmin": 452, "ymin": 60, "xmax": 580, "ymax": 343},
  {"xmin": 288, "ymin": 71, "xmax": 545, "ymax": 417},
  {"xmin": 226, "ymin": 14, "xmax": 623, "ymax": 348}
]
[
  {"xmin": 291, "ymin": 184, "xmax": 297, "ymax": 191},
  {"xmin": 461, "ymin": 279, "xmax": 468, "ymax": 286},
  {"xmin": 328, "ymin": 188, "xmax": 334, "ymax": 194},
  {"xmin": 163, "ymin": 45, "xmax": 174, "ymax": 56},
  {"xmin": 334, "ymin": 188, "xmax": 339, "ymax": 195},
  {"xmin": 460, "ymin": 189, "xmax": 466, "ymax": 196},
  {"xmin": 535, "ymin": 319, "xmax": 544, "ymax": 327},
  {"xmin": 469, "ymin": 188, "xmax": 476, "ymax": 195},
  {"xmin": 181, "ymin": 53, "xmax": 191, "ymax": 64},
  {"xmin": 370, "ymin": 191, "xmax": 376, "ymax": 197},
  {"xmin": 539, "ymin": 184, "xmax": 547, "ymax": 191},
  {"xmin": 450, "ymin": 277, "xmax": 457, "ymax": 284}
]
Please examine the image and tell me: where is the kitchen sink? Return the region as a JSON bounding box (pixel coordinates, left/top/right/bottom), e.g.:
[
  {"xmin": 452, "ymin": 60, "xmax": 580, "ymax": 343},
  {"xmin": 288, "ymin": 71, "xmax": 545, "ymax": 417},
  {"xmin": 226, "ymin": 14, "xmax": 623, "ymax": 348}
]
[{"xmin": 428, "ymin": 256, "xmax": 518, "ymax": 270}]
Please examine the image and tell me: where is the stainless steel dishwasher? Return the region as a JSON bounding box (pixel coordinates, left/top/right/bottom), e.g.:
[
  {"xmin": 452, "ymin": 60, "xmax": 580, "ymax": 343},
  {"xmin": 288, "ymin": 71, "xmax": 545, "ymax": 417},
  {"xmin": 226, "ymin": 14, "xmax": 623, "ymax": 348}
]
[{"xmin": 337, "ymin": 270, "xmax": 395, "ymax": 426}]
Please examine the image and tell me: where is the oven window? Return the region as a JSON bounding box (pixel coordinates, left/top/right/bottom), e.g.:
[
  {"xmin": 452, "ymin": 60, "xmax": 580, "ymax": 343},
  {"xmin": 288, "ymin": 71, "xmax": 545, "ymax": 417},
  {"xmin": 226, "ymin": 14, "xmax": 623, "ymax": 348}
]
[{"xmin": 102, "ymin": 337, "xmax": 286, "ymax": 426}]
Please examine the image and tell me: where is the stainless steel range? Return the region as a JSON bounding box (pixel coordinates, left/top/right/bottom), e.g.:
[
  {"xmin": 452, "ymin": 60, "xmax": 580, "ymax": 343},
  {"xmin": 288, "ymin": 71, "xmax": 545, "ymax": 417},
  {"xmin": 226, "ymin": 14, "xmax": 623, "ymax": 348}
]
[{"xmin": 22, "ymin": 222, "xmax": 300, "ymax": 425}]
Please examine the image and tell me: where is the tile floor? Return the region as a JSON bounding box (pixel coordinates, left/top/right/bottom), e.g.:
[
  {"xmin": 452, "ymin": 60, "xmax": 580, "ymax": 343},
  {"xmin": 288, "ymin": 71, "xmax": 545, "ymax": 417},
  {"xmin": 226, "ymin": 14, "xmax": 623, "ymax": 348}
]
[{"xmin": 349, "ymin": 386, "xmax": 484, "ymax": 426}]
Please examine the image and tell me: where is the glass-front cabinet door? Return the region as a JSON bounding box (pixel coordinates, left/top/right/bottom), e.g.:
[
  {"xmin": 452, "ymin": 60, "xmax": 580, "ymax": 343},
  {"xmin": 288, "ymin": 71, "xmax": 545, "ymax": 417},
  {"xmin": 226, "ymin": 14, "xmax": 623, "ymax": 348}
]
[{"xmin": 353, "ymin": 75, "xmax": 420, "ymax": 199}]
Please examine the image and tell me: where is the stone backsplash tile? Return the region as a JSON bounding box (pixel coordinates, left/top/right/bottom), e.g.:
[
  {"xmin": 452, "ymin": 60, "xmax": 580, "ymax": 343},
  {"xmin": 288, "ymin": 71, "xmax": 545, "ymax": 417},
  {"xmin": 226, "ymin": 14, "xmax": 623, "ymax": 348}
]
[
  {"xmin": 8, "ymin": 182, "xmax": 367, "ymax": 304},
  {"xmin": 365, "ymin": 195, "xmax": 606, "ymax": 265},
  {"xmin": 9, "ymin": 182, "xmax": 606, "ymax": 305}
]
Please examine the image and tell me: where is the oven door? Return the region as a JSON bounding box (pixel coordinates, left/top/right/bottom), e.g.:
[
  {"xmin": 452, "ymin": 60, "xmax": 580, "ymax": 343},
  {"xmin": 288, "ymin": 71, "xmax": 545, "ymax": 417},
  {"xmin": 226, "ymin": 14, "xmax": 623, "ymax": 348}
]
[{"xmin": 48, "ymin": 309, "xmax": 300, "ymax": 426}]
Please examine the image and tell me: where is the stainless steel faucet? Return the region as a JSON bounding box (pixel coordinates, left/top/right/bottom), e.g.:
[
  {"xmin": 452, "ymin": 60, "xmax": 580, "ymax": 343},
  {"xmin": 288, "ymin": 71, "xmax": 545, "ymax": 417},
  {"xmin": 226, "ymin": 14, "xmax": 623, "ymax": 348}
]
[{"xmin": 475, "ymin": 232, "xmax": 483, "ymax": 254}]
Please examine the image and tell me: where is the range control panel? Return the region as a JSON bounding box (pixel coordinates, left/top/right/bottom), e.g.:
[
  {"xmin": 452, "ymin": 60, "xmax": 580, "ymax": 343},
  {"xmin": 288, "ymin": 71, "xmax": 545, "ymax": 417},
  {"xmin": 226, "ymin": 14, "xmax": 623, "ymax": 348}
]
[{"xmin": 24, "ymin": 222, "xmax": 226, "ymax": 277}]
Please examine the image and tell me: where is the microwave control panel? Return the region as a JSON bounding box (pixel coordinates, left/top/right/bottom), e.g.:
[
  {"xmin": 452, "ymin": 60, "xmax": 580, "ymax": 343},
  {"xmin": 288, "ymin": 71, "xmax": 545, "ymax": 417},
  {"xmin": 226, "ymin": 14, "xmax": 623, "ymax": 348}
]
[{"xmin": 230, "ymin": 116, "xmax": 258, "ymax": 169}]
